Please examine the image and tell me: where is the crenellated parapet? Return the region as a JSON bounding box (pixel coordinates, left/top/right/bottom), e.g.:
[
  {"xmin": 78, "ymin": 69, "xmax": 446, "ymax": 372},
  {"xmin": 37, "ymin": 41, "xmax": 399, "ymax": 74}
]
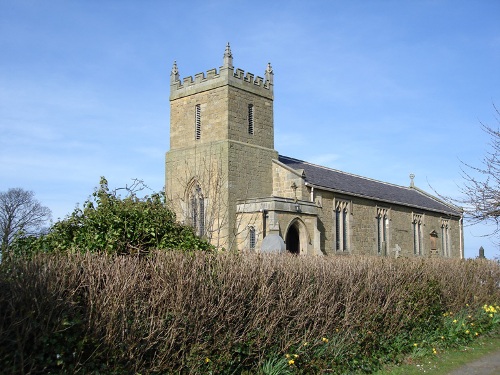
[{"xmin": 170, "ymin": 43, "xmax": 273, "ymax": 100}]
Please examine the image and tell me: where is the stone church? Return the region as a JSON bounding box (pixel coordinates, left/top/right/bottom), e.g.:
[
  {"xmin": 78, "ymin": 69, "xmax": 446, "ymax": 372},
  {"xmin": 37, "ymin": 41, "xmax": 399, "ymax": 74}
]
[{"xmin": 165, "ymin": 44, "xmax": 464, "ymax": 258}]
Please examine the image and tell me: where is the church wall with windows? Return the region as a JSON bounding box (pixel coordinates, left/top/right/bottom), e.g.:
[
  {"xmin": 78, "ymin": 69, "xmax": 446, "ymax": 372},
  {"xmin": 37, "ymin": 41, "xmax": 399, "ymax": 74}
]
[{"xmin": 305, "ymin": 191, "xmax": 462, "ymax": 257}]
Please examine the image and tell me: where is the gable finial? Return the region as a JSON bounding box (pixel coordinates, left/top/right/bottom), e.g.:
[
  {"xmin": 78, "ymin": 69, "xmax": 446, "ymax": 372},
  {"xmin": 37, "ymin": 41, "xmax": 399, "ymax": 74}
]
[
  {"xmin": 223, "ymin": 42, "xmax": 233, "ymax": 68},
  {"xmin": 409, "ymin": 173, "xmax": 415, "ymax": 188},
  {"xmin": 171, "ymin": 60, "xmax": 179, "ymax": 83}
]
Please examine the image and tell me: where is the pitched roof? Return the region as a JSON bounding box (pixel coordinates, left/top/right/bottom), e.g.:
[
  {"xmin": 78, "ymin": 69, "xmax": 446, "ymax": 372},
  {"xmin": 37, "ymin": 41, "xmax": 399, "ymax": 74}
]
[{"xmin": 278, "ymin": 155, "xmax": 461, "ymax": 216}]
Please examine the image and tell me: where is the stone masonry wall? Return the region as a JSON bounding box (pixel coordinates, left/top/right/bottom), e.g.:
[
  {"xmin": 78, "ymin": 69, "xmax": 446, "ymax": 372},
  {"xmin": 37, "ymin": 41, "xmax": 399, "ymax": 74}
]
[
  {"xmin": 227, "ymin": 142, "xmax": 277, "ymax": 250},
  {"xmin": 314, "ymin": 189, "xmax": 462, "ymax": 257},
  {"xmin": 227, "ymin": 86, "xmax": 274, "ymax": 150},
  {"xmin": 272, "ymin": 162, "xmax": 307, "ymax": 201},
  {"xmin": 170, "ymin": 86, "xmax": 229, "ymax": 150},
  {"xmin": 165, "ymin": 142, "xmax": 231, "ymax": 248}
]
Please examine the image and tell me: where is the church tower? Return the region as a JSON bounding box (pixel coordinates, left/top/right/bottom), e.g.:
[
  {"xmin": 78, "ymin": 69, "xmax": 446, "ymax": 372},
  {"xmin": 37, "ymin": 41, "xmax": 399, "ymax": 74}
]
[{"xmin": 165, "ymin": 44, "xmax": 278, "ymax": 249}]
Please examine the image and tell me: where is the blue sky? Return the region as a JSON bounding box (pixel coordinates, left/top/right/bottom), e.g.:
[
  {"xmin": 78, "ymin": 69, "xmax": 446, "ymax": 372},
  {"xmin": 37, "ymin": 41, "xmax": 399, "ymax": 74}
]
[{"xmin": 1, "ymin": 0, "xmax": 499, "ymax": 258}]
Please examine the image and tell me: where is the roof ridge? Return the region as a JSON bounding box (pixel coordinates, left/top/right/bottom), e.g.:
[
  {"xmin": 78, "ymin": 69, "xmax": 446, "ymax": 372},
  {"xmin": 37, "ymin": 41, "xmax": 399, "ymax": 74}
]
[
  {"xmin": 279, "ymin": 154, "xmax": 413, "ymax": 192},
  {"xmin": 278, "ymin": 154, "xmax": 461, "ymax": 216},
  {"xmin": 410, "ymin": 184, "xmax": 463, "ymax": 213}
]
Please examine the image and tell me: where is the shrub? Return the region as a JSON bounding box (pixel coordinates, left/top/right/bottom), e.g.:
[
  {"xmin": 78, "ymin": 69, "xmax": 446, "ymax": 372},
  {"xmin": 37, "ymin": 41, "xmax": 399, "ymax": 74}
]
[
  {"xmin": 9, "ymin": 177, "xmax": 212, "ymax": 256},
  {"xmin": 0, "ymin": 252, "xmax": 499, "ymax": 374}
]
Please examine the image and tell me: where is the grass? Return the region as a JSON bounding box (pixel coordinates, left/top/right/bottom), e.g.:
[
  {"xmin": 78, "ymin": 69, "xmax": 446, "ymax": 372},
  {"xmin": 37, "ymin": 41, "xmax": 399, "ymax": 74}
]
[{"xmin": 375, "ymin": 330, "xmax": 500, "ymax": 375}]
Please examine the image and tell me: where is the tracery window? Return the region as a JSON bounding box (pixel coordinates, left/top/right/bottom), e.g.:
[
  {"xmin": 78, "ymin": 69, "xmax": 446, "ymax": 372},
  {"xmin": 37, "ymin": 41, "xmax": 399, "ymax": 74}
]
[
  {"xmin": 189, "ymin": 183, "xmax": 204, "ymax": 236},
  {"xmin": 377, "ymin": 208, "xmax": 389, "ymax": 255},
  {"xmin": 335, "ymin": 200, "xmax": 349, "ymax": 251},
  {"xmin": 412, "ymin": 213, "xmax": 423, "ymax": 256}
]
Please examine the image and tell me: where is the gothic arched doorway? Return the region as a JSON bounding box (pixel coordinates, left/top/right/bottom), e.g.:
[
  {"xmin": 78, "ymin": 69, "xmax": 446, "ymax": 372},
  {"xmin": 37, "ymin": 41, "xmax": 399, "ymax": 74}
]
[{"xmin": 286, "ymin": 225, "xmax": 300, "ymax": 254}]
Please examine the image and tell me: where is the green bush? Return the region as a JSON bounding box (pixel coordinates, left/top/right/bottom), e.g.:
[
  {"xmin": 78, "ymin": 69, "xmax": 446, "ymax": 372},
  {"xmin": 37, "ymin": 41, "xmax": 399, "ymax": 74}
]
[{"xmin": 9, "ymin": 177, "xmax": 212, "ymax": 256}]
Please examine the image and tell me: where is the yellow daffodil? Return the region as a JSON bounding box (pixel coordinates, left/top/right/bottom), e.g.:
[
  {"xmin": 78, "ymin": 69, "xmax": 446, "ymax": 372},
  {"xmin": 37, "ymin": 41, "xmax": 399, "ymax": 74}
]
[{"xmin": 288, "ymin": 359, "xmax": 295, "ymax": 365}]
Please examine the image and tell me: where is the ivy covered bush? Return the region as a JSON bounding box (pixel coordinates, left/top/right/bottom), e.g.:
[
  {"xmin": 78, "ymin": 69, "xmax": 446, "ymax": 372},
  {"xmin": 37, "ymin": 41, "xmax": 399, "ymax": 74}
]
[{"xmin": 9, "ymin": 177, "xmax": 212, "ymax": 257}]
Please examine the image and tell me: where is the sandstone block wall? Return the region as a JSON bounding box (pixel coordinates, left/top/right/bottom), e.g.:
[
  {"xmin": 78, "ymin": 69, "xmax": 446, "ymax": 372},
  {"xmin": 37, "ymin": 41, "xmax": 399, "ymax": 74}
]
[
  {"xmin": 272, "ymin": 161, "xmax": 307, "ymax": 200},
  {"xmin": 170, "ymin": 86, "xmax": 229, "ymax": 149},
  {"xmin": 314, "ymin": 189, "xmax": 462, "ymax": 258}
]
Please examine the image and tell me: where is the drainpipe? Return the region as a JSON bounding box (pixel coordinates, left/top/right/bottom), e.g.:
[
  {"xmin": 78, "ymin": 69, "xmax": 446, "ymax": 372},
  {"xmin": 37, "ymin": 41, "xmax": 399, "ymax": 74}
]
[
  {"xmin": 261, "ymin": 209, "xmax": 267, "ymax": 238},
  {"xmin": 459, "ymin": 214, "xmax": 464, "ymax": 259}
]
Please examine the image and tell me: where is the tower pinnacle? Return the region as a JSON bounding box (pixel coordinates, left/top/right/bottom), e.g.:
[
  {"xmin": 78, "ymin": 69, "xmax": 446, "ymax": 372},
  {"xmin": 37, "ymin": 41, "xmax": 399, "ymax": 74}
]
[
  {"xmin": 223, "ymin": 42, "xmax": 233, "ymax": 68},
  {"xmin": 265, "ymin": 62, "xmax": 273, "ymax": 85},
  {"xmin": 171, "ymin": 60, "xmax": 179, "ymax": 84}
]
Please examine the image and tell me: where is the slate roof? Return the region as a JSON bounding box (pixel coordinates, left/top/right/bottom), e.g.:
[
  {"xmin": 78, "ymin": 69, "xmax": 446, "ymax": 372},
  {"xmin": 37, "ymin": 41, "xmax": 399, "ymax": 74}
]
[{"xmin": 278, "ymin": 155, "xmax": 461, "ymax": 217}]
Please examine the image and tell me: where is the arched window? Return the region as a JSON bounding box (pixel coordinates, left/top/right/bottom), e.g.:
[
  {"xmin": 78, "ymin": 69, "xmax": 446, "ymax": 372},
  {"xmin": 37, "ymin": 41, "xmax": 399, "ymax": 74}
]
[
  {"xmin": 335, "ymin": 200, "xmax": 349, "ymax": 251},
  {"xmin": 189, "ymin": 183, "xmax": 205, "ymax": 236},
  {"xmin": 377, "ymin": 207, "xmax": 389, "ymax": 255},
  {"xmin": 412, "ymin": 213, "xmax": 423, "ymax": 256},
  {"xmin": 441, "ymin": 219, "xmax": 450, "ymax": 257}
]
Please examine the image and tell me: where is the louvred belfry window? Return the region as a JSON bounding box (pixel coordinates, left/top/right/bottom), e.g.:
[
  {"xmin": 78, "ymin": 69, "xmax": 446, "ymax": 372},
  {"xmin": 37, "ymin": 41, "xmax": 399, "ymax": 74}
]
[
  {"xmin": 248, "ymin": 104, "xmax": 254, "ymax": 135},
  {"xmin": 195, "ymin": 104, "xmax": 201, "ymax": 140}
]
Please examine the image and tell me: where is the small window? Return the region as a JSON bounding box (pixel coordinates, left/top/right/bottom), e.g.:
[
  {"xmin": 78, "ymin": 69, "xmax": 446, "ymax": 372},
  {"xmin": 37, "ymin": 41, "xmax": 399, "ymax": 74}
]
[
  {"xmin": 195, "ymin": 104, "xmax": 201, "ymax": 140},
  {"xmin": 248, "ymin": 104, "xmax": 254, "ymax": 135},
  {"xmin": 249, "ymin": 226, "xmax": 256, "ymax": 250}
]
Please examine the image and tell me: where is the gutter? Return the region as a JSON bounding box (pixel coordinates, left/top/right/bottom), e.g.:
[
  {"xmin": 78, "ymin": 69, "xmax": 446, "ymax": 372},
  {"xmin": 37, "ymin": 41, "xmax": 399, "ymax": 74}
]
[{"xmin": 304, "ymin": 182, "xmax": 461, "ymax": 218}]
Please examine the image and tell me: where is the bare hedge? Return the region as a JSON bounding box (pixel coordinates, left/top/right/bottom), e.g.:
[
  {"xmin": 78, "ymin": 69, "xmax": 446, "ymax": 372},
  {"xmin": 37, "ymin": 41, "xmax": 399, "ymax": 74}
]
[{"xmin": 1, "ymin": 252, "xmax": 499, "ymax": 373}]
